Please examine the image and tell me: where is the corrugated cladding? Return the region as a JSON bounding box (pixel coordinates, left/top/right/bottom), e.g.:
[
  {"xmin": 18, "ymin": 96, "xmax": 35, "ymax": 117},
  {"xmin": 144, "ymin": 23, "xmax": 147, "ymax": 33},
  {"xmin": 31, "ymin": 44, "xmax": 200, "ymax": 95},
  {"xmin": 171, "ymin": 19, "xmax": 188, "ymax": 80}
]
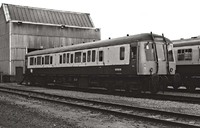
[
  {"xmin": 0, "ymin": 7, "xmax": 10, "ymax": 75},
  {"xmin": 6, "ymin": 4, "xmax": 94, "ymax": 27},
  {"xmin": 0, "ymin": 3, "xmax": 101, "ymax": 77}
]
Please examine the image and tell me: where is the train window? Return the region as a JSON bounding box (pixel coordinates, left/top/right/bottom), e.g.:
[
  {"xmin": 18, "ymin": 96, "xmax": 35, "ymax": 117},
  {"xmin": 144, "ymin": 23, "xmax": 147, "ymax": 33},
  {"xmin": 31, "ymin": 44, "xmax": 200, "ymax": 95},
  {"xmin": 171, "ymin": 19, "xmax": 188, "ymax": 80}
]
[
  {"xmin": 42, "ymin": 57, "xmax": 44, "ymax": 65},
  {"xmin": 30, "ymin": 57, "xmax": 34, "ymax": 65},
  {"xmin": 75, "ymin": 52, "xmax": 81, "ymax": 63},
  {"xmin": 99, "ymin": 51, "xmax": 104, "ymax": 62},
  {"xmin": 92, "ymin": 50, "xmax": 96, "ymax": 62},
  {"xmin": 120, "ymin": 47, "xmax": 125, "ymax": 60},
  {"xmin": 131, "ymin": 47, "xmax": 137, "ymax": 59},
  {"xmin": 145, "ymin": 42, "xmax": 156, "ymax": 61},
  {"xmin": 185, "ymin": 49, "xmax": 192, "ymax": 60},
  {"xmin": 59, "ymin": 55, "xmax": 63, "ymax": 64},
  {"xmin": 50, "ymin": 56, "xmax": 53, "ymax": 64},
  {"xmin": 63, "ymin": 53, "xmax": 66, "ymax": 63},
  {"xmin": 168, "ymin": 45, "xmax": 174, "ymax": 61},
  {"xmin": 177, "ymin": 50, "xmax": 184, "ymax": 60},
  {"xmin": 83, "ymin": 52, "xmax": 86, "ymax": 62},
  {"xmin": 34, "ymin": 58, "xmax": 37, "ymax": 65},
  {"xmin": 45, "ymin": 56, "xmax": 50, "ymax": 65},
  {"xmin": 37, "ymin": 56, "xmax": 42, "ymax": 65},
  {"xmin": 67, "ymin": 53, "xmax": 70, "ymax": 63},
  {"xmin": 87, "ymin": 51, "xmax": 91, "ymax": 62},
  {"xmin": 177, "ymin": 49, "xmax": 192, "ymax": 61},
  {"xmin": 156, "ymin": 44, "xmax": 166, "ymax": 61},
  {"xmin": 70, "ymin": 54, "xmax": 74, "ymax": 63}
]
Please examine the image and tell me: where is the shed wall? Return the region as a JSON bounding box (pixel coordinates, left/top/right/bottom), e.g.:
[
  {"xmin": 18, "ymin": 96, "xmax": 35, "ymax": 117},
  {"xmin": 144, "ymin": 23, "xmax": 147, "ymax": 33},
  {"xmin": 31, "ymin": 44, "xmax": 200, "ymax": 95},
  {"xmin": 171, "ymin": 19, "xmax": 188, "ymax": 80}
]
[
  {"xmin": 0, "ymin": 7, "xmax": 10, "ymax": 75},
  {"xmin": 10, "ymin": 22, "xmax": 100, "ymax": 76},
  {"xmin": 11, "ymin": 23, "xmax": 100, "ymax": 49}
]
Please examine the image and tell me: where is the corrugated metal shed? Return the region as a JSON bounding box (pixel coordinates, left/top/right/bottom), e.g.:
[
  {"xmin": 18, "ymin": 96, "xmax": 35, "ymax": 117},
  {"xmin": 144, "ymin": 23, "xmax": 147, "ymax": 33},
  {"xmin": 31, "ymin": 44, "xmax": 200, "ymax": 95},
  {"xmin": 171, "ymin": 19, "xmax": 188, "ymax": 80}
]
[
  {"xmin": 5, "ymin": 3, "xmax": 94, "ymax": 28},
  {"xmin": 0, "ymin": 3, "xmax": 101, "ymax": 79}
]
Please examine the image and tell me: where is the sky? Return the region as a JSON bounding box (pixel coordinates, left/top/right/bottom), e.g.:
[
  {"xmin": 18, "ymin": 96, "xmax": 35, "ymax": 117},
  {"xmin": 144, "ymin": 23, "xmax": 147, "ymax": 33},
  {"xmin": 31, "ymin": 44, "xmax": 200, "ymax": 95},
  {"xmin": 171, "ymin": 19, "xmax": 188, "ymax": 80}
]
[{"xmin": 1, "ymin": 0, "xmax": 200, "ymax": 40}]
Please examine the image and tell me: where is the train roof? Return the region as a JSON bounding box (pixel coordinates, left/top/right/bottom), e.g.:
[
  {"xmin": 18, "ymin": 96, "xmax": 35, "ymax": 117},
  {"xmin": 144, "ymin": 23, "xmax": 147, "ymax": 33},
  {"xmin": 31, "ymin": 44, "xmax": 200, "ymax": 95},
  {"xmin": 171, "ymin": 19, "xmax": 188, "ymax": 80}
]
[
  {"xmin": 27, "ymin": 33, "xmax": 171, "ymax": 56},
  {"xmin": 173, "ymin": 37, "xmax": 200, "ymax": 47}
]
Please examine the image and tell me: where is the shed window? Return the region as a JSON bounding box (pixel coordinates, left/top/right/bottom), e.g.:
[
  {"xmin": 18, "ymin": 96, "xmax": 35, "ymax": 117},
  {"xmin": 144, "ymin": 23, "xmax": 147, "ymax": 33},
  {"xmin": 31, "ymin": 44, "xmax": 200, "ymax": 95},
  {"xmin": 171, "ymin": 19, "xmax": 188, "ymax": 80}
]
[
  {"xmin": 37, "ymin": 56, "xmax": 42, "ymax": 65},
  {"xmin": 70, "ymin": 54, "xmax": 74, "ymax": 63},
  {"xmin": 87, "ymin": 51, "xmax": 91, "ymax": 62},
  {"xmin": 45, "ymin": 56, "xmax": 50, "ymax": 65},
  {"xmin": 92, "ymin": 50, "xmax": 96, "ymax": 62},
  {"xmin": 99, "ymin": 51, "xmax": 103, "ymax": 62},
  {"xmin": 75, "ymin": 52, "xmax": 82, "ymax": 63},
  {"xmin": 83, "ymin": 52, "xmax": 86, "ymax": 62},
  {"xmin": 30, "ymin": 57, "xmax": 34, "ymax": 65},
  {"xmin": 120, "ymin": 47, "xmax": 125, "ymax": 60},
  {"xmin": 67, "ymin": 53, "xmax": 70, "ymax": 63}
]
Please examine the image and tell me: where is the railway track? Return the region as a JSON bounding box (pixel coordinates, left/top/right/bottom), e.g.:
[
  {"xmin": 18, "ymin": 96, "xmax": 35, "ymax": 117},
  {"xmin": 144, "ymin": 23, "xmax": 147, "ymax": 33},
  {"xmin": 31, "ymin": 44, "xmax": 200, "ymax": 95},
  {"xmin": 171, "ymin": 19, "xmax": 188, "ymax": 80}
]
[
  {"xmin": 0, "ymin": 86, "xmax": 200, "ymax": 127},
  {"xmin": 44, "ymin": 83, "xmax": 200, "ymax": 104},
  {"xmin": 137, "ymin": 93, "xmax": 200, "ymax": 104}
]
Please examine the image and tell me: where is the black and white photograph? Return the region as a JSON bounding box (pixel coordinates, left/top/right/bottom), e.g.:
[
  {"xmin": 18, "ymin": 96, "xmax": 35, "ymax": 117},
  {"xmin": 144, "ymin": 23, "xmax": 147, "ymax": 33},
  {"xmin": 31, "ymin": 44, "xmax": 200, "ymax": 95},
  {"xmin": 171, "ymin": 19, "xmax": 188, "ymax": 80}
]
[{"xmin": 0, "ymin": 0, "xmax": 200, "ymax": 127}]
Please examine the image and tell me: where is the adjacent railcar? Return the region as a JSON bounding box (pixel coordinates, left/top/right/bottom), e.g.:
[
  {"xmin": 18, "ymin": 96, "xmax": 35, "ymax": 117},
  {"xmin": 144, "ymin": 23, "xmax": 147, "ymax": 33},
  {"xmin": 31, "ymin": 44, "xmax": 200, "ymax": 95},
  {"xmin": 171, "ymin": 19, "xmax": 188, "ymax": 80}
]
[
  {"xmin": 173, "ymin": 37, "xmax": 200, "ymax": 91},
  {"xmin": 24, "ymin": 33, "xmax": 176, "ymax": 93}
]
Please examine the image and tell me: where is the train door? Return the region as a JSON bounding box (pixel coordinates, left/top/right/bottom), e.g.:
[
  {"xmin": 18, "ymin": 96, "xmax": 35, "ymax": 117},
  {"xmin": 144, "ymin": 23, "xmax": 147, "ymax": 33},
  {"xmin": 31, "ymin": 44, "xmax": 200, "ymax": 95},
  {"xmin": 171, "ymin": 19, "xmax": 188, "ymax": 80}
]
[
  {"xmin": 130, "ymin": 46, "xmax": 137, "ymax": 74},
  {"xmin": 137, "ymin": 41, "xmax": 157, "ymax": 75},
  {"xmin": 155, "ymin": 42, "xmax": 167, "ymax": 75},
  {"xmin": 138, "ymin": 41, "xmax": 170, "ymax": 75}
]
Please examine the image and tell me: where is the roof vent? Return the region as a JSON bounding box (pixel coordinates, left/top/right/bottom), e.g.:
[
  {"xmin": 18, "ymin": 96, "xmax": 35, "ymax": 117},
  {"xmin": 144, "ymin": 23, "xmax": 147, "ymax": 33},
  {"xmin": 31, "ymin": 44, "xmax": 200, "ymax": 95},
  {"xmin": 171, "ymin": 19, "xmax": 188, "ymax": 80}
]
[
  {"xmin": 17, "ymin": 21, "xmax": 22, "ymax": 25},
  {"xmin": 61, "ymin": 25, "xmax": 65, "ymax": 29}
]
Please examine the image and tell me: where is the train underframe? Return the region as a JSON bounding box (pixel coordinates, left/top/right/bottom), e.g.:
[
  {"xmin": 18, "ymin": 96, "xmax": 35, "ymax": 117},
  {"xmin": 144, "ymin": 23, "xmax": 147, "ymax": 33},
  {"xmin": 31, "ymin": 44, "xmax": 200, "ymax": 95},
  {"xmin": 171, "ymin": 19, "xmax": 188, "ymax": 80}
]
[
  {"xmin": 23, "ymin": 73, "xmax": 174, "ymax": 94},
  {"xmin": 173, "ymin": 73, "xmax": 200, "ymax": 92}
]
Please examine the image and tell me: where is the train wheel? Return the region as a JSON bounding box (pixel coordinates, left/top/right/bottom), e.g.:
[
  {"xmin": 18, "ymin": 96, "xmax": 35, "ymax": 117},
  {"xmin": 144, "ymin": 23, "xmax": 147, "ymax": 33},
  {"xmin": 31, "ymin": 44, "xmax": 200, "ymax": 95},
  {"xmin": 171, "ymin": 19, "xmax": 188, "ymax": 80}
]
[
  {"xmin": 173, "ymin": 73, "xmax": 181, "ymax": 90},
  {"xmin": 125, "ymin": 84, "xmax": 130, "ymax": 92},
  {"xmin": 189, "ymin": 84, "xmax": 196, "ymax": 92},
  {"xmin": 106, "ymin": 82, "xmax": 114, "ymax": 92},
  {"xmin": 159, "ymin": 76, "xmax": 168, "ymax": 91},
  {"xmin": 149, "ymin": 74, "xmax": 159, "ymax": 94},
  {"xmin": 186, "ymin": 79, "xmax": 196, "ymax": 92},
  {"xmin": 29, "ymin": 77, "xmax": 36, "ymax": 86}
]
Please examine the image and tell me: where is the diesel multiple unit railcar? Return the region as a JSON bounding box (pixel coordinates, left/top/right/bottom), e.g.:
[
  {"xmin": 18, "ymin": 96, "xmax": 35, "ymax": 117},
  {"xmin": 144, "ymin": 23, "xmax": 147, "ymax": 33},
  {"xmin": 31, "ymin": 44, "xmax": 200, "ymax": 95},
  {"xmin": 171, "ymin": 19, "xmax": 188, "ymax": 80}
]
[
  {"xmin": 24, "ymin": 33, "xmax": 176, "ymax": 93},
  {"xmin": 173, "ymin": 37, "xmax": 200, "ymax": 91}
]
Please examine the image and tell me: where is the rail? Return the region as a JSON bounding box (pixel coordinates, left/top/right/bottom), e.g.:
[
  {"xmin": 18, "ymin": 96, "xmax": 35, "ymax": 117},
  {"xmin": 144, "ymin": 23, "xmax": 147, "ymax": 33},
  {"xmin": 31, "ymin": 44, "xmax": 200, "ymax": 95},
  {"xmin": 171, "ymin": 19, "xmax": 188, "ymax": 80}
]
[{"xmin": 0, "ymin": 86, "xmax": 200, "ymax": 127}]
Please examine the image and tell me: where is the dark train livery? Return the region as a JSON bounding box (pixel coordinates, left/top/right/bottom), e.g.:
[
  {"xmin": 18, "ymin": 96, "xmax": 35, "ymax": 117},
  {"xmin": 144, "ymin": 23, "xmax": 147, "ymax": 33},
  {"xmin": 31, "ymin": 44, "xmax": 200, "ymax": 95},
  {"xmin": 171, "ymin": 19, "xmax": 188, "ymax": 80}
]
[
  {"xmin": 173, "ymin": 37, "xmax": 200, "ymax": 91},
  {"xmin": 24, "ymin": 33, "xmax": 176, "ymax": 93}
]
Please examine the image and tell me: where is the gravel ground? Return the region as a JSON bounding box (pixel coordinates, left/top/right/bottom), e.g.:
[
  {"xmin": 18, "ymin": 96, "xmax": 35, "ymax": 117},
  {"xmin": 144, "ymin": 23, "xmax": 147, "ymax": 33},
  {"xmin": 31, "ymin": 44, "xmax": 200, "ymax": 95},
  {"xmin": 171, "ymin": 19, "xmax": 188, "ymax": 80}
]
[
  {"xmin": 33, "ymin": 87, "xmax": 200, "ymax": 116},
  {"xmin": 0, "ymin": 83, "xmax": 200, "ymax": 127},
  {"xmin": 0, "ymin": 91, "xmax": 168, "ymax": 128}
]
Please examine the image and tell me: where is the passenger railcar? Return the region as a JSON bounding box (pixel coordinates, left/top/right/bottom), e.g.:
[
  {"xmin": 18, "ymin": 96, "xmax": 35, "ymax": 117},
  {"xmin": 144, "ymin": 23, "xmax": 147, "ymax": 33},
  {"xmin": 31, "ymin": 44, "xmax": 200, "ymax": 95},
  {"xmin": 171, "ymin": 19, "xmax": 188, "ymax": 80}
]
[
  {"xmin": 173, "ymin": 37, "xmax": 200, "ymax": 91},
  {"xmin": 24, "ymin": 33, "xmax": 176, "ymax": 93}
]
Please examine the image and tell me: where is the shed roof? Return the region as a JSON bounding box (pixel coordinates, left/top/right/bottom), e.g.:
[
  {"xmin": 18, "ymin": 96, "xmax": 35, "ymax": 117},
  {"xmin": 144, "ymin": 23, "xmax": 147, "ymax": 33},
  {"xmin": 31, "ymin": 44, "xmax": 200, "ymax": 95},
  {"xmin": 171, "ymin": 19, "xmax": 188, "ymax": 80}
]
[{"xmin": 1, "ymin": 3, "xmax": 94, "ymax": 28}]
